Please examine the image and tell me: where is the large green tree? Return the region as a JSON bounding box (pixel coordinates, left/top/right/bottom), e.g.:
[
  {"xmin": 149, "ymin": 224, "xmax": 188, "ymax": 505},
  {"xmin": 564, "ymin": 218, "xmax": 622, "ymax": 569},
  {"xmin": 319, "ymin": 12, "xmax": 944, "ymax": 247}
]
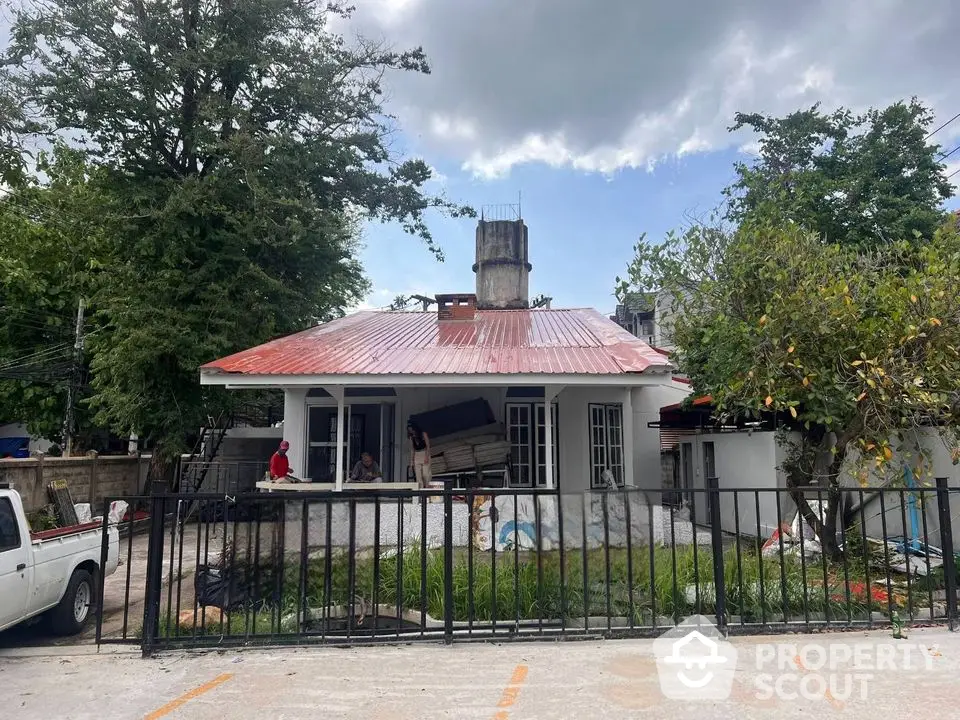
[
  {"xmin": 7, "ymin": 0, "xmax": 471, "ymax": 476},
  {"xmin": 621, "ymin": 98, "xmax": 959, "ymax": 555},
  {"xmin": 623, "ymin": 214, "xmax": 960, "ymax": 556},
  {"xmin": 726, "ymin": 99, "xmax": 953, "ymax": 246}
]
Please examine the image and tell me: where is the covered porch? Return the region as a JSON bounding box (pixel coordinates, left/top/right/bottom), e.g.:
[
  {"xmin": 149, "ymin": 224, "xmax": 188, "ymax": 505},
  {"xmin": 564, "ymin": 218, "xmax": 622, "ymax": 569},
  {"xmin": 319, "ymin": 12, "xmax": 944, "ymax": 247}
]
[{"xmin": 202, "ymin": 376, "xmax": 673, "ymax": 495}]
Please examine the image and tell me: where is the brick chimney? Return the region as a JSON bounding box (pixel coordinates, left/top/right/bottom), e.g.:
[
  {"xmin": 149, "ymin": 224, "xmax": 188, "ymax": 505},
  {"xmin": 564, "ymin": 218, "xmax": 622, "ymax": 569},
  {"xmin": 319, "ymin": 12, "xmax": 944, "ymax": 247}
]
[{"xmin": 436, "ymin": 293, "xmax": 477, "ymax": 321}]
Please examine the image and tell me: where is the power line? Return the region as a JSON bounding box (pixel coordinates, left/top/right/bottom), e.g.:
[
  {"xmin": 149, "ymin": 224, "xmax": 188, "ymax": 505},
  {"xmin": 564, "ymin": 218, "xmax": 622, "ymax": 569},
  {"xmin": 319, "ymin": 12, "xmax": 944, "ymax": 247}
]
[
  {"xmin": 947, "ymin": 167, "xmax": 960, "ymax": 181},
  {"xmin": 0, "ymin": 343, "xmax": 72, "ymax": 371},
  {"xmin": 925, "ymin": 111, "xmax": 960, "ymax": 140},
  {"xmin": 939, "ymin": 145, "xmax": 960, "ymax": 162}
]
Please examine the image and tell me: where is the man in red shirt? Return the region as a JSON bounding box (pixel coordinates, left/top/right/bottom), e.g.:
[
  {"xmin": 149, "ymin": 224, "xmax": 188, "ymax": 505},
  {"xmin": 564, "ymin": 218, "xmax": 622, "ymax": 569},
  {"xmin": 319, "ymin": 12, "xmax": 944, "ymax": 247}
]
[{"xmin": 269, "ymin": 440, "xmax": 291, "ymax": 481}]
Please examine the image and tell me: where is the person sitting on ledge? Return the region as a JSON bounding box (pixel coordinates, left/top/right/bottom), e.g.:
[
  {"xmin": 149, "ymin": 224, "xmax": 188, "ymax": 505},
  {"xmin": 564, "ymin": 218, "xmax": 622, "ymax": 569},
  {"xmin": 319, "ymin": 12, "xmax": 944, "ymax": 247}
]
[
  {"xmin": 269, "ymin": 440, "xmax": 291, "ymax": 482},
  {"xmin": 349, "ymin": 452, "xmax": 382, "ymax": 483}
]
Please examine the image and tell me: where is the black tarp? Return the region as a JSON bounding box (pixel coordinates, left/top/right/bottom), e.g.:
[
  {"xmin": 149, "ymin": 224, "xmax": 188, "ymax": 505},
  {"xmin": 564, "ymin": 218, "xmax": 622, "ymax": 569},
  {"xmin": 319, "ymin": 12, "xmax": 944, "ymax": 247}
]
[{"xmin": 408, "ymin": 398, "xmax": 495, "ymax": 439}]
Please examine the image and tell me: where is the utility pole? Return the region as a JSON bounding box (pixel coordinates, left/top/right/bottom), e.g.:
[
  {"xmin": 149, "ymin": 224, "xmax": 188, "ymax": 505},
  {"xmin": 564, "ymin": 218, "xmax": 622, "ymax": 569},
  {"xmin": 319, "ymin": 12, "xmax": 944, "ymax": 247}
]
[{"xmin": 63, "ymin": 298, "xmax": 85, "ymax": 457}]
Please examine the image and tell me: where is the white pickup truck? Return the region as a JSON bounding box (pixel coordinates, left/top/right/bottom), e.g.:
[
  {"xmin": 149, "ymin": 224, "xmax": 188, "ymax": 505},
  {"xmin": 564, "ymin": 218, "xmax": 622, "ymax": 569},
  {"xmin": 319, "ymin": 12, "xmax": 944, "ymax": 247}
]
[{"xmin": 0, "ymin": 484, "xmax": 120, "ymax": 635}]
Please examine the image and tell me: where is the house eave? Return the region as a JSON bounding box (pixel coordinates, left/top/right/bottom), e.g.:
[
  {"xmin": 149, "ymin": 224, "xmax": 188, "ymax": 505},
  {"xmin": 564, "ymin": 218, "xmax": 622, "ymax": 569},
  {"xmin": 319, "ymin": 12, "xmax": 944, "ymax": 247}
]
[{"xmin": 201, "ymin": 369, "xmax": 672, "ymax": 388}]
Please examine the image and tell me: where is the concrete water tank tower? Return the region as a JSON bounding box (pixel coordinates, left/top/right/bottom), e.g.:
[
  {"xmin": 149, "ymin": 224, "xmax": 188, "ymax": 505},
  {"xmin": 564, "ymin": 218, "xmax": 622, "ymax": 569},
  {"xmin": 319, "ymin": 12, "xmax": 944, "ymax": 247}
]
[{"xmin": 473, "ymin": 208, "xmax": 531, "ymax": 310}]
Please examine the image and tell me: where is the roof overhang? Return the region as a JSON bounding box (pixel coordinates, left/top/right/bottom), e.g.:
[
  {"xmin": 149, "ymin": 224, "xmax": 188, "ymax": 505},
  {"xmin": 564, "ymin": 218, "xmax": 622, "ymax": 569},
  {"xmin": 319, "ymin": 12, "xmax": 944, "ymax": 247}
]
[{"xmin": 202, "ymin": 370, "xmax": 672, "ymax": 388}]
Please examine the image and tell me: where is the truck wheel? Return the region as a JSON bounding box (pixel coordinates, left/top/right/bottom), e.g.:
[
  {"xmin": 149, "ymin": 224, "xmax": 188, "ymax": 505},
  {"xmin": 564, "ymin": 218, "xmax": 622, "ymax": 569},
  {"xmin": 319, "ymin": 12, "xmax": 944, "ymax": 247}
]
[{"xmin": 48, "ymin": 568, "xmax": 94, "ymax": 636}]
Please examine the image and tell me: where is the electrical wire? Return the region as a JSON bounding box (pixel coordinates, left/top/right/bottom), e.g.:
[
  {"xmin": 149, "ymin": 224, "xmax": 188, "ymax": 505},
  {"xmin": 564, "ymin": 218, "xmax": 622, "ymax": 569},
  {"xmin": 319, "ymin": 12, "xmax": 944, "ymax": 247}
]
[
  {"xmin": 0, "ymin": 343, "xmax": 72, "ymax": 371},
  {"xmin": 925, "ymin": 111, "xmax": 960, "ymax": 140},
  {"xmin": 938, "ymin": 145, "xmax": 960, "ymax": 162}
]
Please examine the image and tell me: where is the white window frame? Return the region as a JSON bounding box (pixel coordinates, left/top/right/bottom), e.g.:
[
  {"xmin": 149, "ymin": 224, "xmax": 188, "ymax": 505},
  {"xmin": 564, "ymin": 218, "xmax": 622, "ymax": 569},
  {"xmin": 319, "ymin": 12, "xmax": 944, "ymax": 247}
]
[
  {"xmin": 506, "ymin": 401, "xmax": 558, "ymax": 488},
  {"xmin": 589, "ymin": 403, "xmax": 624, "ymax": 489},
  {"xmin": 534, "ymin": 403, "xmax": 559, "ymax": 488}
]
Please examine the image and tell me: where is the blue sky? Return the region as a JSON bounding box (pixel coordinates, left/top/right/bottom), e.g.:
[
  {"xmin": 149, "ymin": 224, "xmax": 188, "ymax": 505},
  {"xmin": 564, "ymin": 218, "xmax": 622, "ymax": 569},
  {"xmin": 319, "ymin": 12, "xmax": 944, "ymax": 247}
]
[
  {"xmin": 345, "ymin": 0, "xmax": 960, "ymax": 314},
  {"xmin": 359, "ymin": 149, "xmax": 745, "ymax": 314}
]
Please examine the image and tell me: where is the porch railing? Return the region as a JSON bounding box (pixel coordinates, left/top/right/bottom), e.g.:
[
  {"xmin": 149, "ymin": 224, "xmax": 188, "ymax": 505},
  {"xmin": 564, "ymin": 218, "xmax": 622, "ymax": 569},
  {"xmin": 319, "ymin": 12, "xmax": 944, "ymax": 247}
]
[{"xmin": 95, "ymin": 479, "xmax": 960, "ymax": 655}]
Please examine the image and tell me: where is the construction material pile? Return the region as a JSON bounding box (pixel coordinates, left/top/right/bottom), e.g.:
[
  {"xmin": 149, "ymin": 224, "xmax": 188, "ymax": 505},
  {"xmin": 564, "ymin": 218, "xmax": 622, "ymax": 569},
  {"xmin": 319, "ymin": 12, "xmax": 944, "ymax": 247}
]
[{"xmin": 428, "ymin": 423, "xmax": 510, "ymax": 475}]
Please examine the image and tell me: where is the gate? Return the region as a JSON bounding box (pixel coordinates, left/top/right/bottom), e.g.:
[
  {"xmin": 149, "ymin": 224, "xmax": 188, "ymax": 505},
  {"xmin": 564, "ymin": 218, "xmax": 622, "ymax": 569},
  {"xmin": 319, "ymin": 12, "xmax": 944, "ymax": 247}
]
[{"xmin": 95, "ymin": 480, "xmax": 960, "ymax": 655}]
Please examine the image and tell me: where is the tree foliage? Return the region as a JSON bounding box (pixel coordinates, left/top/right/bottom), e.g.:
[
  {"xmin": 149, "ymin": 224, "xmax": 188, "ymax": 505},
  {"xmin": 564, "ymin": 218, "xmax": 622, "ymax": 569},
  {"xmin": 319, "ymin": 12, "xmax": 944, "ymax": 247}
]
[
  {"xmin": 0, "ymin": 146, "xmax": 105, "ymax": 441},
  {"xmin": 619, "ymin": 98, "xmax": 960, "ymax": 554},
  {"xmin": 4, "ymin": 0, "xmax": 472, "ymax": 468},
  {"xmin": 726, "ymin": 100, "xmax": 953, "ymax": 246},
  {"xmin": 623, "ymin": 211, "xmax": 960, "ymax": 554}
]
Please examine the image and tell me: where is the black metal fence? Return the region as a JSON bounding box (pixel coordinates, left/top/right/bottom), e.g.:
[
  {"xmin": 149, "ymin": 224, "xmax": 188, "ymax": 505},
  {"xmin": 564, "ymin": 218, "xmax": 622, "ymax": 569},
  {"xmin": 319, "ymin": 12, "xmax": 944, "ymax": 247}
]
[{"xmin": 95, "ymin": 479, "xmax": 960, "ymax": 655}]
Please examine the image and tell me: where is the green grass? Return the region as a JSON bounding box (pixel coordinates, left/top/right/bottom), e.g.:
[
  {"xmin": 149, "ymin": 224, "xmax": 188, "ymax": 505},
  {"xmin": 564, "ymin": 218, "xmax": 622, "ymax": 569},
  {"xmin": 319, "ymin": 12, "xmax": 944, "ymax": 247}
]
[{"xmin": 151, "ymin": 536, "xmax": 933, "ymax": 640}]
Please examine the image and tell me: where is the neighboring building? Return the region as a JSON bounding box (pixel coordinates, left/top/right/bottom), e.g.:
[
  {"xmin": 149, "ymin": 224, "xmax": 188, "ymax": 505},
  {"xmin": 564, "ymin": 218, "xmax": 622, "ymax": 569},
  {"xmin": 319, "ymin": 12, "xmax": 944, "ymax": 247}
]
[
  {"xmin": 200, "ymin": 217, "xmax": 690, "ymax": 494},
  {"xmin": 0, "ymin": 423, "xmax": 52, "ymax": 457},
  {"xmin": 611, "ymin": 289, "xmax": 676, "ymax": 351},
  {"xmin": 655, "ymin": 396, "xmax": 960, "ymax": 543}
]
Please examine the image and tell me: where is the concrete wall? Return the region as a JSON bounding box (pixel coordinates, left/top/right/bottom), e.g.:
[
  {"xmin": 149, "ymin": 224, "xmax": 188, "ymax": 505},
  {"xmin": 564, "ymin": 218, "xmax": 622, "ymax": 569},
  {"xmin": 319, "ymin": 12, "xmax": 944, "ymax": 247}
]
[
  {"xmin": 841, "ymin": 428, "xmax": 960, "ymax": 548},
  {"xmin": 674, "ymin": 430, "xmax": 788, "ymax": 534},
  {"xmin": 0, "ymin": 455, "xmax": 148, "ymax": 514}
]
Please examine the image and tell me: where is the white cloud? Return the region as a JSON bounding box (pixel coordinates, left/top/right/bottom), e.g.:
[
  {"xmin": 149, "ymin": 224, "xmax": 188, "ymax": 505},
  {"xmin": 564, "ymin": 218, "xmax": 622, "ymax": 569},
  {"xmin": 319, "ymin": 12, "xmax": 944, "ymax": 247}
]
[
  {"xmin": 425, "ymin": 164, "xmax": 448, "ymax": 187},
  {"xmin": 348, "ymin": 0, "xmax": 960, "ymax": 178}
]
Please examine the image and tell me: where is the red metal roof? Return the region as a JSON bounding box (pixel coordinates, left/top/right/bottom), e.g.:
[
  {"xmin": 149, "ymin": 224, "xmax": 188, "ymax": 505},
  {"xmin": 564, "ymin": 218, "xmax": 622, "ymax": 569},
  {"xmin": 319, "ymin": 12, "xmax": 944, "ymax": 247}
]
[{"xmin": 202, "ymin": 308, "xmax": 672, "ymax": 377}]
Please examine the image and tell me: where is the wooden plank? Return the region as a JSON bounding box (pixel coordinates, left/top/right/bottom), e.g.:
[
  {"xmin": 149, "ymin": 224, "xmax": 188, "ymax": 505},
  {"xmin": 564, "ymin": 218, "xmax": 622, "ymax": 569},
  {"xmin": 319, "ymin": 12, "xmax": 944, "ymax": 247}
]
[{"xmin": 47, "ymin": 479, "xmax": 79, "ymax": 527}]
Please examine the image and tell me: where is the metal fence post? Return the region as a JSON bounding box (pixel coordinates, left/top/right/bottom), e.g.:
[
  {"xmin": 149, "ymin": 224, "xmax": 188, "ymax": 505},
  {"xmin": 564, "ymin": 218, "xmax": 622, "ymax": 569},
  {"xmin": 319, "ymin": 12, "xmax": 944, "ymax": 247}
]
[
  {"xmin": 443, "ymin": 490, "xmax": 454, "ymax": 644},
  {"xmin": 936, "ymin": 477, "xmax": 957, "ymax": 630},
  {"xmin": 707, "ymin": 477, "xmax": 727, "ymax": 635},
  {"xmin": 95, "ymin": 497, "xmax": 111, "ymax": 648},
  {"xmin": 141, "ymin": 481, "xmax": 167, "ymax": 657}
]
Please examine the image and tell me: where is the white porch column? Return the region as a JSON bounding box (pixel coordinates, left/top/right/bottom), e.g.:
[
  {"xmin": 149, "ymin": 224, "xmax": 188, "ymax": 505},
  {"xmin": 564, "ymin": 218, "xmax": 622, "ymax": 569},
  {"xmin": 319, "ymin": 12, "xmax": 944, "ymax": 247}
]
[
  {"xmin": 544, "ymin": 385, "xmax": 564, "ymax": 490},
  {"xmin": 623, "ymin": 387, "xmax": 635, "ymax": 487},
  {"xmin": 283, "ymin": 388, "xmax": 308, "ymax": 478},
  {"xmin": 328, "ymin": 386, "xmax": 346, "ymax": 491}
]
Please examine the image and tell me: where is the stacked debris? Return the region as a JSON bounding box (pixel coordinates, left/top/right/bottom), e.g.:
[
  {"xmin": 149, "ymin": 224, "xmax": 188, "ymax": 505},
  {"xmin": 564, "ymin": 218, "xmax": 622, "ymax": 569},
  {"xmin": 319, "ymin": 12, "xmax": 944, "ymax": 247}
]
[{"xmin": 428, "ymin": 423, "xmax": 511, "ymax": 475}]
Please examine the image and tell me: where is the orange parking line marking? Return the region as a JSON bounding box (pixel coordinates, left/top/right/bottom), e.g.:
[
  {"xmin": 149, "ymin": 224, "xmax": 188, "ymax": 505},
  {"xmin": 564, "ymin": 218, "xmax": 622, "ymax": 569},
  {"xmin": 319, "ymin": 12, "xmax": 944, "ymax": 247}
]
[
  {"xmin": 794, "ymin": 655, "xmax": 844, "ymax": 711},
  {"xmin": 144, "ymin": 673, "xmax": 234, "ymax": 720},
  {"xmin": 493, "ymin": 665, "xmax": 529, "ymax": 719}
]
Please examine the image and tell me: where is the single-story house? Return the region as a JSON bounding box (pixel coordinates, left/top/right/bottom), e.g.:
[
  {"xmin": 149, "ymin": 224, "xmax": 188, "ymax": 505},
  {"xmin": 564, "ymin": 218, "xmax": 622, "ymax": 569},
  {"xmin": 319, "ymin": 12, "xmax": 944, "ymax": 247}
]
[{"xmin": 199, "ymin": 292, "xmax": 691, "ymax": 495}]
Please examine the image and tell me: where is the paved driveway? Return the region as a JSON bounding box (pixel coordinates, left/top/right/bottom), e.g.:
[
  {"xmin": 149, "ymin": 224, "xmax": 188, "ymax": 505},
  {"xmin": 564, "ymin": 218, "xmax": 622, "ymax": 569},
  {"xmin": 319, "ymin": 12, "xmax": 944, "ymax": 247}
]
[{"xmin": 2, "ymin": 627, "xmax": 959, "ymax": 719}]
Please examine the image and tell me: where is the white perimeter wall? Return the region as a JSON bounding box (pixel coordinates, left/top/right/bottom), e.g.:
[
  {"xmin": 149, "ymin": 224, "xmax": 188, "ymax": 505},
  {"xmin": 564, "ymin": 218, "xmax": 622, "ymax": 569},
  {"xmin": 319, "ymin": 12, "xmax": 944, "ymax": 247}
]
[{"xmin": 682, "ymin": 427, "xmax": 960, "ymax": 544}]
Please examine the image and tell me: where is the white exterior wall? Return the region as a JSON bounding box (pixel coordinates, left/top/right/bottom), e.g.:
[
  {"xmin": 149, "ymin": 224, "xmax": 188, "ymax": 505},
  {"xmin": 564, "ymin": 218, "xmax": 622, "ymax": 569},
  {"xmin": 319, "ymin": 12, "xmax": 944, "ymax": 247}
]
[
  {"xmin": 633, "ymin": 384, "xmax": 689, "ymax": 488},
  {"xmin": 675, "ymin": 430, "xmax": 787, "ymax": 535},
  {"xmin": 679, "ymin": 427, "xmax": 960, "ymax": 544},
  {"xmin": 557, "ymin": 386, "xmax": 631, "ymax": 494},
  {"xmin": 841, "ymin": 428, "xmax": 960, "ymax": 547},
  {"xmin": 713, "ymin": 432, "xmax": 782, "ymax": 535}
]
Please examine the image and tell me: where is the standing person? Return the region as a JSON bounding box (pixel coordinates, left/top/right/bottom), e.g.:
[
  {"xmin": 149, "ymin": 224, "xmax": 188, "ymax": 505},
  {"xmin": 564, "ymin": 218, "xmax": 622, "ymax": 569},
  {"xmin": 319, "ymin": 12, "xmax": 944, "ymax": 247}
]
[
  {"xmin": 269, "ymin": 440, "xmax": 291, "ymax": 482},
  {"xmin": 407, "ymin": 421, "xmax": 432, "ymax": 489}
]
